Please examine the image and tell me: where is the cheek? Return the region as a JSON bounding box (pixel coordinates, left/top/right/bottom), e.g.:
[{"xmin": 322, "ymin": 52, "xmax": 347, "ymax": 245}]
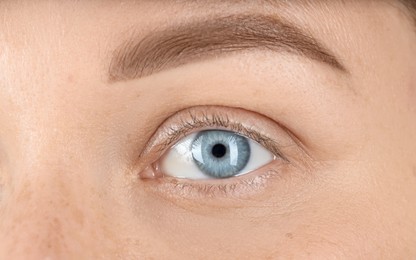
[
  {"xmin": 0, "ymin": 168, "xmax": 122, "ymax": 258},
  {"xmin": 127, "ymin": 163, "xmax": 400, "ymax": 259}
]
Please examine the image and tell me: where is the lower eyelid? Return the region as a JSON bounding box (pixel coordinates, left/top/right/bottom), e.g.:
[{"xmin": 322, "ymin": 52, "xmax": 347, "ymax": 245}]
[{"xmin": 140, "ymin": 160, "xmax": 288, "ymax": 205}]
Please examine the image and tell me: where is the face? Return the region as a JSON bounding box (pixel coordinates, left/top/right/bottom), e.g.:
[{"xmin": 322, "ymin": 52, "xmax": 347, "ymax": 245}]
[{"xmin": 0, "ymin": 1, "xmax": 415, "ymax": 259}]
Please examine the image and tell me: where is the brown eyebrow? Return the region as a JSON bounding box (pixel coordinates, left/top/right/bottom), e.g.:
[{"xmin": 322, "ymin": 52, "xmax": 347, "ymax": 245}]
[{"xmin": 108, "ymin": 14, "xmax": 347, "ymax": 83}]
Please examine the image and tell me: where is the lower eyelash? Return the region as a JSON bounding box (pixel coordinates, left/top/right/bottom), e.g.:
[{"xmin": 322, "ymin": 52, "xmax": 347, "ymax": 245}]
[{"xmin": 144, "ymin": 168, "xmax": 282, "ymax": 200}]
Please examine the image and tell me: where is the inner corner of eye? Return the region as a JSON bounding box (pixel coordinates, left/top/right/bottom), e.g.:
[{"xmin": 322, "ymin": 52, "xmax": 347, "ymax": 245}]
[{"xmin": 158, "ymin": 130, "xmax": 275, "ymax": 180}]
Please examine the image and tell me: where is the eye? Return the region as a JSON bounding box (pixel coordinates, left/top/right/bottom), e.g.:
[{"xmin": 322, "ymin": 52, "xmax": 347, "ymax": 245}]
[{"xmin": 159, "ymin": 130, "xmax": 275, "ymax": 180}]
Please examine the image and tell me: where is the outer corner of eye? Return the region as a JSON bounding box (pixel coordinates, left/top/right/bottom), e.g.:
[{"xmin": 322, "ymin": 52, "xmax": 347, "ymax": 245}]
[{"xmin": 157, "ymin": 130, "xmax": 275, "ymax": 180}]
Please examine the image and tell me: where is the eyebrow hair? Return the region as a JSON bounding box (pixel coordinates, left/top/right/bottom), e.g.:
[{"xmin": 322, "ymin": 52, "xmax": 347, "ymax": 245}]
[
  {"xmin": 108, "ymin": 14, "xmax": 347, "ymax": 82},
  {"xmin": 400, "ymin": 0, "xmax": 416, "ymax": 21}
]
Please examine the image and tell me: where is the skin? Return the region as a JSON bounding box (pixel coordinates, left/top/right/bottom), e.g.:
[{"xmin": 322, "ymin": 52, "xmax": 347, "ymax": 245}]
[{"xmin": 0, "ymin": 1, "xmax": 415, "ymax": 259}]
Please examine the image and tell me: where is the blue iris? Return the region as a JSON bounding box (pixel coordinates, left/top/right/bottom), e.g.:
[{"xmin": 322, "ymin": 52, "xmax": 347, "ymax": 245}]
[{"xmin": 191, "ymin": 130, "xmax": 251, "ymax": 178}]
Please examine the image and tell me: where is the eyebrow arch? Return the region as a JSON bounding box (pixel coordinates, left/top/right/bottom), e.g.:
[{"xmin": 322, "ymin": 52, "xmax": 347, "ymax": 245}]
[{"xmin": 108, "ymin": 14, "xmax": 347, "ymax": 82}]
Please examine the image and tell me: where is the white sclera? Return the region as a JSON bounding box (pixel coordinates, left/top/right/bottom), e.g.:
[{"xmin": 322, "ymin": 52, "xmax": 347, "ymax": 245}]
[{"xmin": 160, "ymin": 132, "xmax": 275, "ymax": 180}]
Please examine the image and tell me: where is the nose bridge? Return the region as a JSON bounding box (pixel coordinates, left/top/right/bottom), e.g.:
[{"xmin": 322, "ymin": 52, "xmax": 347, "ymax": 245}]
[
  {"xmin": 0, "ymin": 159, "xmax": 88, "ymax": 258},
  {"xmin": 0, "ymin": 76, "xmax": 110, "ymax": 257}
]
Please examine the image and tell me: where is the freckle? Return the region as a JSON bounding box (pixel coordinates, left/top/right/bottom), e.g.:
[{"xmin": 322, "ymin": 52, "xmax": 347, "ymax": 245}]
[
  {"xmin": 67, "ymin": 74, "xmax": 75, "ymax": 83},
  {"xmin": 285, "ymin": 233, "xmax": 294, "ymax": 239},
  {"xmin": 16, "ymin": 181, "xmax": 32, "ymax": 202},
  {"xmin": 72, "ymin": 207, "xmax": 85, "ymax": 227}
]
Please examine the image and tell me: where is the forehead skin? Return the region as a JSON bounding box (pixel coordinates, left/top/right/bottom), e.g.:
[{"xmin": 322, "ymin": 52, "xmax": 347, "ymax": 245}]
[{"xmin": 0, "ymin": 1, "xmax": 415, "ymax": 259}]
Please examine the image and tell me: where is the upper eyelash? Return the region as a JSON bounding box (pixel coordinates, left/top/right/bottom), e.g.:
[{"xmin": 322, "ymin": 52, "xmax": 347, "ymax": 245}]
[{"xmin": 157, "ymin": 110, "xmax": 289, "ymax": 161}]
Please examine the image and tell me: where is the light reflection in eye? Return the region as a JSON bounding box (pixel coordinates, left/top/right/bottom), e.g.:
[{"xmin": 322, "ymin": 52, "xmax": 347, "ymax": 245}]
[{"xmin": 159, "ymin": 130, "xmax": 275, "ymax": 180}]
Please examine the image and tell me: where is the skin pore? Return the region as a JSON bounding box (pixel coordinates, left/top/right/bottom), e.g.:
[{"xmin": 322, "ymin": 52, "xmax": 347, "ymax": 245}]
[{"xmin": 0, "ymin": 0, "xmax": 416, "ymax": 259}]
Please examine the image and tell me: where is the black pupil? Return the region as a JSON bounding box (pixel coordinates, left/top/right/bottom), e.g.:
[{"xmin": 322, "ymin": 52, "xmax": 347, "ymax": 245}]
[{"xmin": 212, "ymin": 144, "xmax": 227, "ymax": 158}]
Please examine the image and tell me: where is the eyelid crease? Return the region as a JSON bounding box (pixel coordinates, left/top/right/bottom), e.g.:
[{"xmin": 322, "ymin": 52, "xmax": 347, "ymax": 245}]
[{"xmin": 156, "ymin": 110, "xmax": 289, "ymax": 162}]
